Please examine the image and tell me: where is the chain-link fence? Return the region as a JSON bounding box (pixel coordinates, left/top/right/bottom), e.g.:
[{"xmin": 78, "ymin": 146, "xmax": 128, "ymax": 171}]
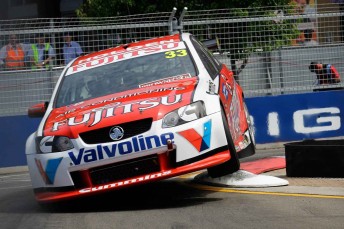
[
  {"xmin": 1, "ymin": 3, "xmax": 344, "ymax": 117},
  {"xmin": 182, "ymin": 5, "xmax": 344, "ymax": 96}
]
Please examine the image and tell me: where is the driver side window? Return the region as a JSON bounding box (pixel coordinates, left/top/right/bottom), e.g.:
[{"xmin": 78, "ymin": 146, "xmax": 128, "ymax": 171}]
[{"xmin": 191, "ymin": 36, "xmax": 221, "ymax": 80}]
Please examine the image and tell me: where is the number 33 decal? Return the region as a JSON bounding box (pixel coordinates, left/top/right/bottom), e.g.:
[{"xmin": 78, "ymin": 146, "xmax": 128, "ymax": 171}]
[{"xmin": 165, "ymin": 50, "xmax": 187, "ymax": 58}]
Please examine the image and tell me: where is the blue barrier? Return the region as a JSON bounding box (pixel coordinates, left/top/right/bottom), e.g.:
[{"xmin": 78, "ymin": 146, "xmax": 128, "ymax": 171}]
[
  {"xmin": 0, "ymin": 116, "xmax": 41, "ymax": 167},
  {"xmin": 246, "ymin": 90, "xmax": 344, "ymax": 143},
  {"xmin": 1, "ymin": 90, "xmax": 343, "ymax": 167}
]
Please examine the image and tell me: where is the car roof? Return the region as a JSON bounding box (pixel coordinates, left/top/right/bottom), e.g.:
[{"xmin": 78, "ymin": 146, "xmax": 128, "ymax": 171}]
[{"xmin": 73, "ymin": 33, "xmax": 183, "ymax": 66}]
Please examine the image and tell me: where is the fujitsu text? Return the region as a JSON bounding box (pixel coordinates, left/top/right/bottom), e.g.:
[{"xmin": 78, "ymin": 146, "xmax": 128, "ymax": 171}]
[{"xmin": 52, "ymin": 94, "xmax": 182, "ymax": 131}]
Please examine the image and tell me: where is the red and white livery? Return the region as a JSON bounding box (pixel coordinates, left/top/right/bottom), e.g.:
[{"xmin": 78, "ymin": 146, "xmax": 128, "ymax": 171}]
[{"xmin": 26, "ymin": 33, "xmax": 255, "ymax": 202}]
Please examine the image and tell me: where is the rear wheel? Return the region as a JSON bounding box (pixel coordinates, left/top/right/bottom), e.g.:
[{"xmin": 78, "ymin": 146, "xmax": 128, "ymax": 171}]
[
  {"xmin": 244, "ymin": 102, "xmax": 255, "ymax": 146},
  {"xmin": 207, "ymin": 108, "xmax": 240, "ymax": 178},
  {"xmin": 238, "ymin": 102, "xmax": 256, "ymax": 158}
]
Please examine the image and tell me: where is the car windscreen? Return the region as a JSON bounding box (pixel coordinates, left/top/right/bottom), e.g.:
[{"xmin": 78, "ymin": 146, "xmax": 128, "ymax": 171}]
[{"xmin": 55, "ymin": 48, "xmax": 196, "ymax": 108}]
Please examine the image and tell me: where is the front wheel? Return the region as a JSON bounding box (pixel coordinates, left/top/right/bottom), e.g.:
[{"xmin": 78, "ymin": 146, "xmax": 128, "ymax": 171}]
[{"xmin": 207, "ymin": 108, "xmax": 240, "ymax": 178}]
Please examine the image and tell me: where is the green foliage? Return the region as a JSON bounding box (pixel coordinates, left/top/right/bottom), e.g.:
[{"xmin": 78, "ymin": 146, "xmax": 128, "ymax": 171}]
[
  {"xmin": 76, "ymin": 0, "xmax": 300, "ymax": 51},
  {"xmin": 76, "ymin": 0, "xmax": 301, "ymax": 76},
  {"xmin": 77, "ymin": 0, "xmax": 293, "ymax": 17},
  {"xmin": 76, "ymin": 0, "xmax": 135, "ymax": 17}
]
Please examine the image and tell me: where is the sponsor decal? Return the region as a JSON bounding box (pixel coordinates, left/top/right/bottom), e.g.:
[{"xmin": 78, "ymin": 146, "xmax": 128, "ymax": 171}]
[
  {"xmin": 69, "ymin": 41, "xmax": 183, "ymax": 73},
  {"xmin": 109, "ymin": 126, "xmax": 124, "ymax": 141},
  {"xmin": 228, "ymin": 86, "xmax": 240, "ymax": 135},
  {"xmin": 38, "ymin": 136, "xmax": 54, "ymax": 153},
  {"xmin": 139, "ymin": 74, "xmax": 192, "ymax": 88},
  {"xmin": 222, "ymin": 83, "xmax": 229, "ymax": 100},
  {"xmin": 35, "ymin": 157, "xmax": 63, "ymax": 184},
  {"xmin": 207, "ymin": 80, "xmax": 216, "ymax": 95},
  {"xmin": 164, "ymin": 49, "xmax": 188, "ymax": 59},
  {"xmin": 68, "ymin": 133, "xmax": 174, "ymax": 165},
  {"xmin": 79, "ymin": 170, "xmax": 172, "ymax": 193},
  {"xmin": 221, "ymin": 74, "xmax": 233, "ymax": 96},
  {"xmin": 56, "ymin": 87, "xmax": 185, "ymax": 118},
  {"xmin": 177, "ymin": 120, "xmax": 212, "ymax": 152},
  {"xmin": 52, "ymin": 94, "xmax": 183, "ymax": 131}
]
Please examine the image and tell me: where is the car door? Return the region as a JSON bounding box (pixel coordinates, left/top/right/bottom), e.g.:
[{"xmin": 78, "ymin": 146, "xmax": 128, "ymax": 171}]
[{"xmin": 190, "ymin": 36, "xmax": 240, "ymax": 140}]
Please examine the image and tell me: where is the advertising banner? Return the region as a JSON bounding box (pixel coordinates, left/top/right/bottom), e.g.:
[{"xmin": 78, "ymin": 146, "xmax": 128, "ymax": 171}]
[{"xmin": 247, "ymin": 90, "xmax": 344, "ymax": 143}]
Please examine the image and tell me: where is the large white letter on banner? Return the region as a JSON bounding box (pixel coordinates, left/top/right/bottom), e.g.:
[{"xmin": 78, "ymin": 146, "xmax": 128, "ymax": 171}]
[{"xmin": 293, "ymin": 107, "xmax": 340, "ymax": 134}]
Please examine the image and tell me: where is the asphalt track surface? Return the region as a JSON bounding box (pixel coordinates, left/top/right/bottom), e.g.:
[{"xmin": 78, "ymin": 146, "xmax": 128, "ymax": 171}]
[{"xmin": 0, "ymin": 148, "xmax": 343, "ymax": 229}]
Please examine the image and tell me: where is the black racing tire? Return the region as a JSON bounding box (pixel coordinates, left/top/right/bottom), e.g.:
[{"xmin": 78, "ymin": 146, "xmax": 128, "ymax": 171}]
[
  {"xmin": 237, "ymin": 134, "xmax": 256, "ymax": 159},
  {"xmin": 207, "ymin": 108, "xmax": 240, "ymax": 178}
]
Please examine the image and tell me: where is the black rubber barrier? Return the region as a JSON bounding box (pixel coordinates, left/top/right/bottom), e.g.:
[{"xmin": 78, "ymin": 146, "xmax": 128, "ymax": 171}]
[{"xmin": 285, "ymin": 139, "xmax": 344, "ymax": 178}]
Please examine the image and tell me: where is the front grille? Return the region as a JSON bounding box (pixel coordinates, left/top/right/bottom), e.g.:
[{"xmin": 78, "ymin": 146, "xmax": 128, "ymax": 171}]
[
  {"xmin": 79, "ymin": 118, "xmax": 153, "ymax": 144},
  {"xmin": 89, "ymin": 155, "xmax": 160, "ymax": 185}
]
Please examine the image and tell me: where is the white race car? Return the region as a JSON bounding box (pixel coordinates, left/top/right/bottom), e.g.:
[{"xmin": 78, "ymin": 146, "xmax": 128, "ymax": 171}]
[{"xmin": 26, "ymin": 33, "xmax": 255, "ymax": 202}]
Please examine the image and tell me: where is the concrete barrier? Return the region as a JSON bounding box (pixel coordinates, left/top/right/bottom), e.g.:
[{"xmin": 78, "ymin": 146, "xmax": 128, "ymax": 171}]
[{"xmin": 285, "ymin": 139, "xmax": 344, "ymax": 178}]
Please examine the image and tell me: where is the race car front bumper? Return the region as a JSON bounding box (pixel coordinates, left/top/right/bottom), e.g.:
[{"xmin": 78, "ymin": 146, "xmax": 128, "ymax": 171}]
[
  {"xmin": 28, "ymin": 111, "xmax": 232, "ymax": 202},
  {"xmin": 33, "ymin": 146, "xmax": 230, "ymax": 202}
]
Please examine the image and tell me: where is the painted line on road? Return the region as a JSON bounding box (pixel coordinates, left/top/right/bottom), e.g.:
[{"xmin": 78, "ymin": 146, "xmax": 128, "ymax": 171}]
[
  {"xmin": 178, "ymin": 172, "xmax": 344, "ymax": 199},
  {"xmin": 184, "ymin": 183, "xmax": 344, "ymax": 199},
  {"xmin": 0, "ymin": 185, "xmax": 32, "ymax": 190},
  {"xmin": 0, "ymin": 174, "xmax": 29, "ymax": 179},
  {"xmin": 0, "ymin": 179, "xmax": 31, "ymax": 183}
]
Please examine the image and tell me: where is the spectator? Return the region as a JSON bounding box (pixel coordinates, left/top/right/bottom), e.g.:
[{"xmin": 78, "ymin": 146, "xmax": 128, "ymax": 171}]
[
  {"xmin": 62, "ymin": 32, "xmax": 83, "ymax": 65},
  {"xmin": 303, "ymin": 29, "xmax": 318, "ymax": 46},
  {"xmin": 0, "ymin": 34, "xmax": 27, "ymax": 70},
  {"xmin": 28, "ymin": 33, "xmax": 55, "ymax": 69},
  {"xmin": 309, "ymin": 62, "xmax": 342, "ymax": 91}
]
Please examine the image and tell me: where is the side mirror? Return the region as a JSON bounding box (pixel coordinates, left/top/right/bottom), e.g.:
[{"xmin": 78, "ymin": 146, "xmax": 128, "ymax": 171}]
[
  {"xmin": 28, "ymin": 102, "xmax": 48, "ymax": 118},
  {"xmin": 202, "ymin": 37, "xmax": 221, "ymax": 51}
]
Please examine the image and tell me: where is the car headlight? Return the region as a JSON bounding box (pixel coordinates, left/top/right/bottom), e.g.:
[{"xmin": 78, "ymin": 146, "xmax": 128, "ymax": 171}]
[
  {"xmin": 36, "ymin": 136, "xmax": 74, "ymax": 153},
  {"xmin": 162, "ymin": 101, "xmax": 206, "ymax": 128}
]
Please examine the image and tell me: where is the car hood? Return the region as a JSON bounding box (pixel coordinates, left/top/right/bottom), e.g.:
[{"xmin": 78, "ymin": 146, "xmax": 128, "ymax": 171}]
[{"xmin": 43, "ymin": 78, "xmax": 198, "ymax": 138}]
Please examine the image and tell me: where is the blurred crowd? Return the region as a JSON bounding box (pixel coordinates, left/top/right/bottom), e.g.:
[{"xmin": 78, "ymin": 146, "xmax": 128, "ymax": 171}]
[{"xmin": 0, "ymin": 33, "xmax": 83, "ymax": 71}]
